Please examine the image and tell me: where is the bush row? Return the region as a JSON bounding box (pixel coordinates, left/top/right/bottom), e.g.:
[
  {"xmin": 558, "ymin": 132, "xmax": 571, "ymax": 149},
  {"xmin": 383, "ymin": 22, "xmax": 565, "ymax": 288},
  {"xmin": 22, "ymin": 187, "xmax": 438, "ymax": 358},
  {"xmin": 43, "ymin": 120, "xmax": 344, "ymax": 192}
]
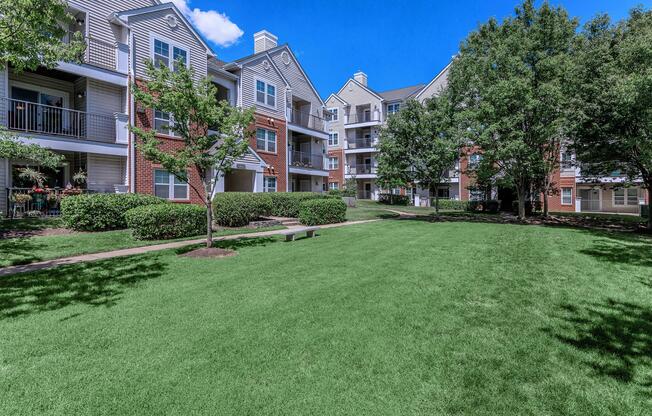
[
  {"xmin": 125, "ymin": 204, "xmax": 206, "ymax": 240},
  {"xmin": 60, "ymin": 193, "xmax": 165, "ymax": 231},
  {"xmin": 298, "ymin": 198, "xmax": 347, "ymax": 226},
  {"xmin": 269, "ymin": 192, "xmax": 333, "ymax": 217},
  {"xmin": 378, "ymin": 193, "xmax": 410, "ymax": 206},
  {"xmin": 434, "ymin": 199, "xmax": 468, "ymax": 211}
]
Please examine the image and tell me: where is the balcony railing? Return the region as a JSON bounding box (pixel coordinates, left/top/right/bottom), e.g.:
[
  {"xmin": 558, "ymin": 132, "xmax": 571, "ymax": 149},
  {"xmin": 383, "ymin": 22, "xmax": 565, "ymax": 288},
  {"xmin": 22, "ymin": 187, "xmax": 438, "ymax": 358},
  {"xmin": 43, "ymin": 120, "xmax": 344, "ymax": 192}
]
[
  {"xmin": 347, "ymin": 164, "xmax": 377, "ymax": 175},
  {"xmin": 289, "ymin": 150, "xmax": 324, "ymax": 170},
  {"xmin": 347, "ymin": 137, "xmax": 376, "ymax": 149},
  {"xmin": 6, "ymin": 187, "xmax": 94, "ymax": 218},
  {"xmin": 1, "ymin": 97, "xmax": 117, "ymax": 143},
  {"xmin": 287, "ymin": 109, "xmax": 326, "ymax": 132},
  {"xmin": 64, "ymin": 31, "xmax": 117, "ymax": 71},
  {"xmin": 345, "ymin": 112, "xmax": 379, "ymax": 124}
]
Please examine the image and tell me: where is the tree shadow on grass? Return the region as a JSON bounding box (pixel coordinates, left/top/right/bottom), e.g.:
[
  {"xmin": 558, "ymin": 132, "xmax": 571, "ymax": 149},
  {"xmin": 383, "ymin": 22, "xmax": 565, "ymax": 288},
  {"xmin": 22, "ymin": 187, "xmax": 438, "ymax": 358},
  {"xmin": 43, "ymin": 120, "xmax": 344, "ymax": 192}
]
[
  {"xmin": 577, "ymin": 231, "xmax": 652, "ymax": 269},
  {"xmin": 0, "ymin": 236, "xmax": 47, "ymax": 266},
  {"xmin": 174, "ymin": 237, "xmax": 279, "ymax": 255},
  {"xmin": 545, "ymin": 299, "xmax": 652, "ymax": 396},
  {"xmin": 0, "ymin": 256, "xmax": 166, "ymax": 319}
]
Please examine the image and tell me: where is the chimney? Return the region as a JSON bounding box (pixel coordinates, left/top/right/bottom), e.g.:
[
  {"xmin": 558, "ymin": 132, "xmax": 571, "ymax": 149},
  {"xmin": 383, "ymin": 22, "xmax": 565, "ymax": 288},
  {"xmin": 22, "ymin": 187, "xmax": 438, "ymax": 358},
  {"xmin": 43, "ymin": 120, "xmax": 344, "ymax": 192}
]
[
  {"xmin": 354, "ymin": 71, "xmax": 368, "ymax": 87},
  {"xmin": 254, "ymin": 30, "xmax": 278, "ymax": 54}
]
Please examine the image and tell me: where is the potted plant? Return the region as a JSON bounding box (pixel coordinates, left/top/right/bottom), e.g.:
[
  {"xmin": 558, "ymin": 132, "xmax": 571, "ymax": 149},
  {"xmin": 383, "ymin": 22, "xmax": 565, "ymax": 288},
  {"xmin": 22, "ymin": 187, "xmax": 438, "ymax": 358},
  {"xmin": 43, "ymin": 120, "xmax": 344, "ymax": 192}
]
[{"xmin": 72, "ymin": 170, "xmax": 87, "ymax": 188}]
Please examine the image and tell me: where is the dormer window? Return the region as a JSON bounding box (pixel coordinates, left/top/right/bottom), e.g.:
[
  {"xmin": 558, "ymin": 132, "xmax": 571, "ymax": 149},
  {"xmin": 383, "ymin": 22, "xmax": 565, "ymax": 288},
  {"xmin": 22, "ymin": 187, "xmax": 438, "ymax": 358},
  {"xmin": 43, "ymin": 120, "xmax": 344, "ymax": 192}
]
[
  {"xmin": 255, "ymin": 79, "xmax": 276, "ymax": 108},
  {"xmin": 152, "ymin": 37, "xmax": 189, "ymax": 71}
]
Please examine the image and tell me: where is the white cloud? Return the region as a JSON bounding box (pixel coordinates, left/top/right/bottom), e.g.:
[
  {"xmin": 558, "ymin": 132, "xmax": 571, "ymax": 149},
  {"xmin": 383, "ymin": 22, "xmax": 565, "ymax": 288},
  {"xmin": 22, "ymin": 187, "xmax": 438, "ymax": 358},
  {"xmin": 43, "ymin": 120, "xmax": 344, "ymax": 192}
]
[{"xmin": 165, "ymin": 0, "xmax": 243, "ymax": 47}]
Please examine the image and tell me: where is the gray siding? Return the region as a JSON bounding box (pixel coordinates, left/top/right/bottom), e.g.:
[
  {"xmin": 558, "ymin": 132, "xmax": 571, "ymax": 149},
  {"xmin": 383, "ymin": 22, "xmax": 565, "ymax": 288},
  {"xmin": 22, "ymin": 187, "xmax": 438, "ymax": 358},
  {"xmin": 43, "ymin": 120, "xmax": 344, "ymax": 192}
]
[
  {"xmin": 129, "ymin": 8, "xmax": 209, "ymax": 82},
  {"xmin": 239, "ymin": 56, "xmax": 287, "ymax": 118},
  {"xmin": 73, "ymin": 0, "xmax": 155, "ymax": 45},
  {"xmin": 9, "ymin": 69, "xmax": 75, "ymax": 99},
  {"xmin": 87, "ymin": 153, "xmax": 127, "ymax": 192},
  {"xmin": 325, "ymin": 96, "xmax": 345, "ymax": 150},
  {"xmin": 268, "ymin": 48, "xmax": 322, "ymax": 112},
  {"xmin": 236, "ymin": 149, "xmax": 265, "ymax": 166},
  {"xmin": 416, "ymin": 66, "xmax": 449, "ymax": 103},
  {"xmin": 87, "ymin": 79, "xmax": 125, "ymax": 114},
  {"xmin": 0, "ymin": 158, "xmax": 6, "ymax": 215}
]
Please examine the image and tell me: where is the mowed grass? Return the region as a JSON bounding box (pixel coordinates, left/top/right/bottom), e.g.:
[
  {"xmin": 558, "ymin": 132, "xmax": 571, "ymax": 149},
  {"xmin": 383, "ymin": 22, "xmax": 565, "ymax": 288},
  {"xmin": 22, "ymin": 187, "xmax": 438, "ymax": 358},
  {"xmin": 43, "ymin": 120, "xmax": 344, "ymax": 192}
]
[
  {"xmin": 1, "ymin": 220, "xmax": 651, "ymax": 415},
  {"xmin": 0, "ymin": 226, "xmax": 284, "ymax": 267}
]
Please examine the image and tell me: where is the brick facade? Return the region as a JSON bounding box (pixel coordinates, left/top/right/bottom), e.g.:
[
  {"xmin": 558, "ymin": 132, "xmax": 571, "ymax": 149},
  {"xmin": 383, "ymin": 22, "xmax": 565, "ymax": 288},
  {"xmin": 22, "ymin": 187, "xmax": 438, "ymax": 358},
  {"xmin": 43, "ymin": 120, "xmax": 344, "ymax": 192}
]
[
  {"xmin": 251, "ymin": 112, "xmax": 287, "ymax": 192},
  {"xmin": 327, "ymin": 148, "xmax": 344, "ymax": 188},
  {"xmin": 546, "ymin": 169, "xmax": 576, "ymax": 212}
]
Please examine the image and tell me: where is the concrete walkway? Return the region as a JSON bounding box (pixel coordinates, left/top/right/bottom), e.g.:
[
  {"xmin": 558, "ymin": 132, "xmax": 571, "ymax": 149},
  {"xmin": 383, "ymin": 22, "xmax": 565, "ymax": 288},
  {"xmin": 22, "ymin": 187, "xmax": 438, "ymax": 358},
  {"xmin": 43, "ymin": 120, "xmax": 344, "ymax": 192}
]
[{"xmin": 0, "ymin": 219, "xmax": 379, "ymax": 277}]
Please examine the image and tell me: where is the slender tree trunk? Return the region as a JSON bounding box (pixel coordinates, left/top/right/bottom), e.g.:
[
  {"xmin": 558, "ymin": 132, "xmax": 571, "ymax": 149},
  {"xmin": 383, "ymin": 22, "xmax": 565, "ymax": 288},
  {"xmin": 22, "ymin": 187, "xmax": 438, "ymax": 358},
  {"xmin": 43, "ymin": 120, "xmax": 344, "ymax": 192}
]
[
  {"xmin": 542, "ymin": 184, "xmax": 549, "ymax": 217},
  {"xmin": 646, "ymin": 179, "xmax": 652, "ymax": 231},
  {"xmin": 434, "ymin": 184, "xmax": 440, "ymax": 216},
  {"xmin": 204, "ymin": 181, "xmax": 213, "ymax": 248},
  {"xmin": 517, "ymin": 184, "xmax": 527, "ymax": 220}
]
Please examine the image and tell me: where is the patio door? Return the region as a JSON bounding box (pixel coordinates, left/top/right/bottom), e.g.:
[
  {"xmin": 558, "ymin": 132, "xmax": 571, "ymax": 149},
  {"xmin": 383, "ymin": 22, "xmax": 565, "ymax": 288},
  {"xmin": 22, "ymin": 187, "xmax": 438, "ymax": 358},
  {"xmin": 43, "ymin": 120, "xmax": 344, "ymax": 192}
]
[
  {"xmin": 579, "ymin": 189, "xmax": 600, "ymax": 211},
  {"xmin": 11, "ymin": 85, "xmax": 68, "ymax": 135}
]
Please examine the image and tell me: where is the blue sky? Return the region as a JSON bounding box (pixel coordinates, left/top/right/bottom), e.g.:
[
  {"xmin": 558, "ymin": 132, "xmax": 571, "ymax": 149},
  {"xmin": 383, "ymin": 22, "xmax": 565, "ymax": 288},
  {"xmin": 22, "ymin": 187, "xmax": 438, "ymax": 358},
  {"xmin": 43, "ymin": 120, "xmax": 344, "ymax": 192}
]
[{"xmin": 170, "ymin": 0, "xmax": 648, "ymax": 99}]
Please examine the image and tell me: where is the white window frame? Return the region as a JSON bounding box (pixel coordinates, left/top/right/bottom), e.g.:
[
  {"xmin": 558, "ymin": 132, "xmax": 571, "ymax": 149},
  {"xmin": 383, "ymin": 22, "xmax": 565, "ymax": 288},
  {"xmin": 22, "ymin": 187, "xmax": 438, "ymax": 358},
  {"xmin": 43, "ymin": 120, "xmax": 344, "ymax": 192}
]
[
  {"xmin": 154, "ymin": 169, "xmax": 189, "ymax": 201},
  {"xmin": 561, "ymin": 187, "xmax": 573, "ymax": 205},
  {"xmin": 254, "ymin": 77, "xmax": 277, "ymax": 109},
  {"xmin": 256, "ymin": 128, "xmax": 277, "ymax": 153},
  {"xmin": 150, "ymin": 34, "xmax": 190, "ymax": 72},
  {"xmin": 154, "ymin": 110, "xmax": 176, "ymax": 136},
  {"xmin": 263, "ymin": 176, "xmax": 277, "ymax": 192},
  {"xmin": 387, "ymin": 102, "xmax": 400, "ymax": 115},
  {"xmin": 613, "ymin": 187, "xmax": 638, "ymax": 206},
  {"xmin": 328, "ymin": 156, "xmax": 339, "ymax": 170},
  {"xmin": 328, "ymin": 132, "xmax": 339, "ymax": 147},
  {"xmin": 327, "ymin": 107, "xmax": 339, "ymax": 121},
  {"xmin": 329, "ymin": 182, "xmax": 339, "ymax": 190},
  {"xmin": 469, "ymin": 154, "xmax": 482, "ymax": 168}
]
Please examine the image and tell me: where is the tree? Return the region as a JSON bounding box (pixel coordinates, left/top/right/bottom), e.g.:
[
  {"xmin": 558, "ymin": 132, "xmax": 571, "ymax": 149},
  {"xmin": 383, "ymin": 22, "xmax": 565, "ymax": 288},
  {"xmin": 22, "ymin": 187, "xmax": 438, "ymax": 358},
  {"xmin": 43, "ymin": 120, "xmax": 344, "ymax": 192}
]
[
  {"xmin": 131, "ymin": 60, "xmax": 255, "ymax": 248},
  {"xmin": 568, "ymin": 7, "xmax": 652, "ymax": 230},
  {"xmin": 0, "ymin": 0, "xmax": 85, "ymax": 73},
  {"xmin": 0, "ymin": 130, "xmax": 64, "ymax": 169},
  {"xmin": 447, "ymin": 0, "xmax": 577, "ymax": 218},
  {"xmin": 377, "ymin": 97, "xmax": 459, "ymax": 215}
]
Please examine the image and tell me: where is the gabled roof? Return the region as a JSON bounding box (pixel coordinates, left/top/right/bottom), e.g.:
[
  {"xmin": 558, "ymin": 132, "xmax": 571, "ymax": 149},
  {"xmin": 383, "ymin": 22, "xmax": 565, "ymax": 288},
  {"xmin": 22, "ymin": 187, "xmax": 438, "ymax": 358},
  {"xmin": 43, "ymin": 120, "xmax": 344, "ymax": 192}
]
[
  {"xmin": 336, "ymin": 77, "xmax": 384, "ymax": 101},
  {"xmin": 223, "ymin": 44, "xmax": 324, "ymax": 106},
  {"xmin": 415, "ymin": 61, "xmax": 452, "ymax": 101},
  {"xmin": 378, "ymin": 84, "xmax": 426, "ymax": 102},
  {"xmin": 208, "ymin": 57, "xmax": 237, "ymax": 80},
  {"xmin": 114, "ymin": 2, "xmax": 215, "ymax": 57},
  {"xmin": 325, "ymin": 93, "xmax": 349, "ymax": 106}
]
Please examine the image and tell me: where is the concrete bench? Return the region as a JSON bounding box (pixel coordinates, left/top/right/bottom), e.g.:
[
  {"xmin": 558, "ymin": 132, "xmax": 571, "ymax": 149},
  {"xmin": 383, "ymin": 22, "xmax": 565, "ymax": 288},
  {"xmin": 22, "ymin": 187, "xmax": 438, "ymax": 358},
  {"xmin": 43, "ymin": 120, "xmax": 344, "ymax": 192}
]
[{"xmin": 282, "ymin": 226, "xmax": 320, "ymax": 242}]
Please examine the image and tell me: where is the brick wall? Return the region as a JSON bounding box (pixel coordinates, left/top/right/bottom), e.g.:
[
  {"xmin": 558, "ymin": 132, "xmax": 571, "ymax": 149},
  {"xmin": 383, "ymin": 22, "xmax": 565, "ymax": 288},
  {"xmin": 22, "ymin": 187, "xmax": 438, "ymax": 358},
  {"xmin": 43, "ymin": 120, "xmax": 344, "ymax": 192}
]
[
  {"xmin": 546, "ymin": 168, "xmax": 576, "ymax": 212},
  {"xmin": 251, "ymin": 113, "xmax": 287, "ymax": 192},
  {"xmin": 327, "ymin": 148, "xmax": 344, "ymax": 188}
]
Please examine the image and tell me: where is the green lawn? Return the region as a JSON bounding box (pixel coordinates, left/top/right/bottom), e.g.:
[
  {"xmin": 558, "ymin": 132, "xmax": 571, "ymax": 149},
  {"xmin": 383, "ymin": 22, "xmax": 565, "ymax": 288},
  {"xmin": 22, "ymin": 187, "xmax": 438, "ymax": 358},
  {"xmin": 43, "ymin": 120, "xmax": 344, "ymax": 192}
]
[
  {"xmin": 1, "ymin": 220, "xmax": 651, "ymax": 415},
  {"xmin": 0, "ymin": 226, "xmax": 284, "ymax": 267},
  {"xmin": 345, "ymin": 200, "xmax": 436, "ymax": 221},
  {"xmin": 0, "ymin": 217, "xmax": 63, "ymax": 233}
]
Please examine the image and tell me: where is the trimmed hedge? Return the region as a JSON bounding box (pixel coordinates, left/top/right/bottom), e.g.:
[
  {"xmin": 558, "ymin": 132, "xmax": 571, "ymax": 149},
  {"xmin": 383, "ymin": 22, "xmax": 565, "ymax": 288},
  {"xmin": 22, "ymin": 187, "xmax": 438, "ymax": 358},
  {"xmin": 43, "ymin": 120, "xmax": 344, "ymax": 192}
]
[
  {"xmin": 125, "ymin": 204, "xmax": 206, "ymax": 240},
  {"xmin": 435, "ymin": 199, "xmax": 468, "ymax": 211},
  {"xmin": 213, "ymin": 192, "xmax": 272, "ymax": 227},
  {"xmin": 378, "ymin": 193, "xmax": 410, "ymax": 205},
  {"xmin": 298, "ymin": 198, "xmax": 347, "ymax": 226},
  {"xmin": 269, "ymin": 192, "xmax": 332, "ymax": 217},
  {"xmin": 60, "ymin": 193, "xmax": 165, "ymax": 231}
]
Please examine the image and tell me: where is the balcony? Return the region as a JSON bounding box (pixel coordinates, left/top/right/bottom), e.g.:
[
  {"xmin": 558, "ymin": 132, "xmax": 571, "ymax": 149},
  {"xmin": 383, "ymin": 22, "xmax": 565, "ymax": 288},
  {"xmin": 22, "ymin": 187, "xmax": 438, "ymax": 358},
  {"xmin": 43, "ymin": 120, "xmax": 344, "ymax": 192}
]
[
  {"xmin": 344, "ymin": 112, "xmax": 381, "ymax": 126},
  {"xmin": 289, "ymin": 150, "xmax": 324, "ymax": 170},
  {"xmin": 346, "ymin": 163, "xmax": 377, "ymax": 175},
  {"xmin": 286, "ymin": 108, "xmax": 328, "ymax": 139},
  {"xmin": 1, "ymin": 97, "xmax": 127, "ymax": 145},
  {"xmin": 6, "ymin": 187, "xmax": 94, "ymax": 218},
  {"xmin": 58, "ymin": 31, "xmax": 128, "ymax": 82},
  {"xmin": 346, "ymin": 137, "xmax": 377, "ymax": 151}
]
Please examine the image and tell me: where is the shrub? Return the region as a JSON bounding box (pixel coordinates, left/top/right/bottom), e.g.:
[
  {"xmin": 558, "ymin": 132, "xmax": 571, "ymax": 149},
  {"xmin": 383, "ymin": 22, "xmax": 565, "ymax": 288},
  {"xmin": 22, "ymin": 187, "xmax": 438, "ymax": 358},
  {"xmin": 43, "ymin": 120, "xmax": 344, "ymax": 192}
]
[
  {"xmin": 269, "ymin": 192, "xmax": 331, "ymax": 217},
  {"xmin": 642, "ymin": 204, "xmax": 649, "ymax": 218},
  {"xmin": 328, "ymin": 188, "xmax": 356, "ymax": 198},
  {"xmin": 60, "ymin": 193, "xmax": 165, "ymax": 231},
  {"xmin": 126, "ymin": 204, "xmax": 206, "ymax": 240},
  {"xmin": 213, "ymin": 192, "xmax": 272, "ymax": 227},
  {"xmin": 298, "ymin": 198, "xmax": 347, "ymax": 226},
  {"xmin": 468, "ymin": 200, "xmax": 500, "ymax": 213},
  {"xmin": 435, "ymin": 199, "xmax": 468, "ymax": 211},
  {"xmin": 378, "ymin": 193, "xmax": 410, "ymax": 205}
]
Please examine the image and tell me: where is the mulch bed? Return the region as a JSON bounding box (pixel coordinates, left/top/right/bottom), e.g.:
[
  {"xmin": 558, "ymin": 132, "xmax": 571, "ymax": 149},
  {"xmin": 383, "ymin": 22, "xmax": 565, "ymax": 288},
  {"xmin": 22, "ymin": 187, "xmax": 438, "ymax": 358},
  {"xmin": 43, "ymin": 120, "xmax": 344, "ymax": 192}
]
[
  {"xmin": 0, "ymin": 228, "xmax": 76, "ymax": 239},
  {"xmin": 180, "ymin": 247, "xmax": 238, "ymax": 258}
]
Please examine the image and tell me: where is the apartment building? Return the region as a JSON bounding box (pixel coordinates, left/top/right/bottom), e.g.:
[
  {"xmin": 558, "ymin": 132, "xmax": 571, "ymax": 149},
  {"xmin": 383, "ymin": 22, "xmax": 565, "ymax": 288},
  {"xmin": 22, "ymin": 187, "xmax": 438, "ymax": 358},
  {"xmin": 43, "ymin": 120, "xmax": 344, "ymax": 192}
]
[{"xmin": 325, "ymin": 64, "xmax": 453, "ymax": 201}]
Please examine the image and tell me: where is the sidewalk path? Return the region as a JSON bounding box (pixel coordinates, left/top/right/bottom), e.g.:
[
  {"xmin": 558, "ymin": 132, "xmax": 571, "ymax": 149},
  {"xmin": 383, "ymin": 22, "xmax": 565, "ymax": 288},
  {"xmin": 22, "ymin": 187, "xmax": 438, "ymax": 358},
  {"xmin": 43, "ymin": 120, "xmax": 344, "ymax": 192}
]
[{"xmin": 0, "ymin": 220, "xmax": 379, "ymax": 277}]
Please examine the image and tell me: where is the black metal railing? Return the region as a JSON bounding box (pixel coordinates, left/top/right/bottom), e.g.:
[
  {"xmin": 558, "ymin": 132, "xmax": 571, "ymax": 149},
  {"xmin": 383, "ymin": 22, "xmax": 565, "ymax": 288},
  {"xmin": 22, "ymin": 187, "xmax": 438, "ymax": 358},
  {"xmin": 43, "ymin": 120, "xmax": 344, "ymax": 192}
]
[
  {"xmin": 347, "ymin": 164, "xmax": 376, "ymax": 175},
  {"xmin": 1, "ymin": 97, "xmax": 116, "ymax": 142},
  {"xmin": 290, "ymin": 150, "xmax": 324, "ymax": 170},
  {"xmin": 345, "ymin": 112, "xmax": 378, "ymax": 124},
  {"xmin": 64, "ymin": 31, "xmax": 117, "ymax": 71},
  {"xmin": 6, "ymin": 187, "xmax": 93, "ymax": 218},
  {"xmin": 288, "ymin": 109, "xmax": 326, "ymax": 132},
  {"xmin": 347, "ymin": 137, "xmax": 376, "ymax": 149}
]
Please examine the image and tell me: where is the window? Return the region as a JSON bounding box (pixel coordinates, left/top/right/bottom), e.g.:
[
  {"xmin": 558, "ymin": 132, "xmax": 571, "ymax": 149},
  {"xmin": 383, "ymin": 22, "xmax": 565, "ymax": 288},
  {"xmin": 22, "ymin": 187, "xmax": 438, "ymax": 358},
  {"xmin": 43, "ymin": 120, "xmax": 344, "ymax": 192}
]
[
  {"xmin": 263, "ymin": 176, "xmax": 277, "ymax": 192},
  {"xmin": 561, "ymin": 151, "xmax": 573, "ymax": 169},
  {"xmin": 154, "ymin": 169, "xmax": 188, "ymax": 200},
  {"xmin": 255, "ymin": 79, "xmax": 276, "ymax": 108},
  {"xmin": 469, "ymin": 154, "xmax": 482, "ymax": 169},
  {"xmin": 327, "ymin": 107, "xmax": 339, "ymax": 121},
  {"xmin": 328, "ymin": 157, "xmax": 339, "ymax": 170},
  {"xmin": 437, "ymin": 187, "xmax": 450, "ymax": 199},
  {"xmin": 469, "ymin": 188, "xmax": 484, "ymax": 201},
  {"xmin": 153, "ymin": 38, "xmax": 188, "ymax": 71},
  {"xmin": 329, "ymin": 182, "xmax": 339, "ymax": 190},
  {"xmin": 154, "ymin": 110, "xmax": 174, "ymax": 136},
  {"xmin": 328, "ymin": 132, "xmax": 339, "ymax": 147},
  {"xmin": 614, "ymin": 188, "xmax": 638, "ymax": 206},
  {"xmin": 387, "ymin": 103, "xmax": 400, "ymax": 115},
  {"xmin": 256, "ymin": 128, "xmax": 276, "ymax": 152},
  {"xmin": 561, "ymin": 187, "xmax": 573, "ymax": 205}
]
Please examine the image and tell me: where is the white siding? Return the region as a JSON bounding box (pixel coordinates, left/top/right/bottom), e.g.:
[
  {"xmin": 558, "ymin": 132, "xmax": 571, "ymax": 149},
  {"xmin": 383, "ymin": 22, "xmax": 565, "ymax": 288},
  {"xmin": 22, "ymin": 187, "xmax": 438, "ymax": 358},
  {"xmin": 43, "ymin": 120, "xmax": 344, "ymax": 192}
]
[
  {"xmin": 129, "ymin": 9, "xmax": 209, "ymax": 82},
  {"xmin": 87, "ymin": 154, "xmax": 126, "ymax": 192}
]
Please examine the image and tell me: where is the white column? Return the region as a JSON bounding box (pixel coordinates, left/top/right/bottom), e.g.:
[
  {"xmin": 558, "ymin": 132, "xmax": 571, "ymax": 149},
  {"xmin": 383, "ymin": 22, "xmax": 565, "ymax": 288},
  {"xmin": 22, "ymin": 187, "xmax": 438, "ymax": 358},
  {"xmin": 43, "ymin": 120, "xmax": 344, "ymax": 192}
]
[
  {"xmin": 116, "ymin": 42, "xmax": 129, "ymax": 74},
  {"xmin": 575, "ymin": 197, "xmax": 582, "ymax": 213},
  {"xmin": 114, "ymin": 113, "xmax": 129, "ymax": 144}
]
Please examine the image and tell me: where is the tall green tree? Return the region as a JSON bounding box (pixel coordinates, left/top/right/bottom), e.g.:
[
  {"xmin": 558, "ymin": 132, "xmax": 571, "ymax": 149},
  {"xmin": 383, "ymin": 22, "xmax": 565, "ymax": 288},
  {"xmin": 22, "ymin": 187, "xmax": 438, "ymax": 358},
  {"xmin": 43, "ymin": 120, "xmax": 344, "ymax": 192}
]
[
  {"xmin": 131, "ymin": 61, "xmax": 255, "ymax": 248},
  {"xmin": 568, "ymin": 7, "xmax": 652, "ymax": 230},
  {"xmin": 0, "ymin": 0, "xmax": 85, "ymax": 72},
  {"xmin": 377, "ymin": 97, "xmax": 459, "ymax": 215},
  {"xmin": 448, "ymin": 0, "xmax": 577, "ymax": 218}
]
